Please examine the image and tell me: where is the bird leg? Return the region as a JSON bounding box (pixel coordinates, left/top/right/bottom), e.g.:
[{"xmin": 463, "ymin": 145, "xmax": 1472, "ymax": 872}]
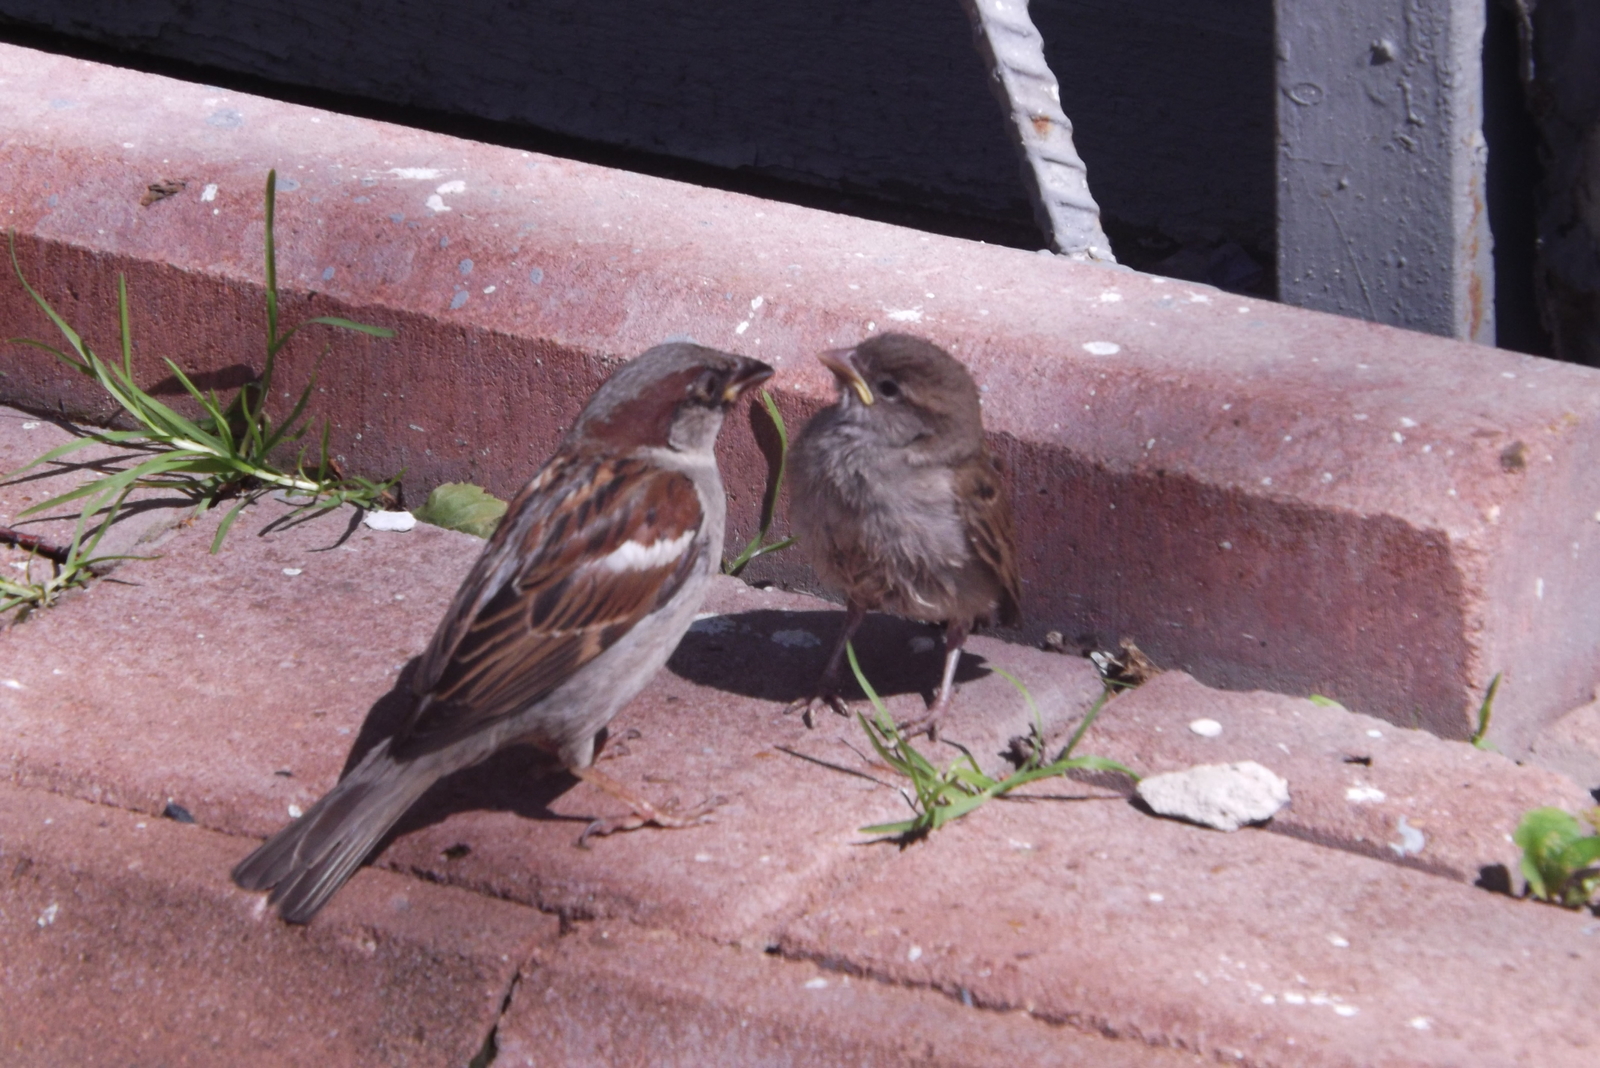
[
  {"xmin": 785, "ymin": 600, "xmax": 867, "ymax": 727},
  {"xmin": 572, "ymin": 765, "xmax": 722, "ymax": 848},
  {"xmin": 898, "ymin": 618, "xmax": 971, "ymax": 741}
]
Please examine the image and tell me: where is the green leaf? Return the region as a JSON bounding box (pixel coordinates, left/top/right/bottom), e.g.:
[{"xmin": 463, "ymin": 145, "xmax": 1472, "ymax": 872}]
[
  {"xmin": 414, "ymin": 482, "xmax": 509, "ymax": 539},
  {"xmin": 211, "ymin": 496, "xmax": 254, "ymax": 554},
  {"xmin": 1308, "ymin": 694, "xmax": 1346, "ymax": 710},
  {"xmin": 300, "ymin": 315, "xmax": 396, "ymax": 338},
  {"xmin": 1471, "ymin": 672, "xmax": 1502, "ymax": 750},
  {"xmin": 1515, "ymin": 807, "xmax": 1600, "ymax": 906}
]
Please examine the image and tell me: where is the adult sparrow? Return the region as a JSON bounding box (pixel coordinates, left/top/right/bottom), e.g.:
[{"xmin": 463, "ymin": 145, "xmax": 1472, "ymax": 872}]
[
  {"xmin": 788, "ymin": 333, "xmax": 1020, "ymax": 734},
  {"xmin": 233, "ymin": 342, "xmax": 773, "ymax": 922}
]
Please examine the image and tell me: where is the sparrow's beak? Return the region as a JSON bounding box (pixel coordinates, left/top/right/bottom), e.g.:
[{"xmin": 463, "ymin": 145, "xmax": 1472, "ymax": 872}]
[
  {"xmin": 721, "ymin": 358, "xmax": 775, "ymax": 403},
  {"xmin": 818, "ymin": 348, "xmax": 874, "ymax": 406}
]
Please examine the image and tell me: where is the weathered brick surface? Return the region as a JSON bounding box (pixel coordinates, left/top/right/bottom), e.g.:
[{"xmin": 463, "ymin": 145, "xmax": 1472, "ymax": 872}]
[
  {"xmin": 496, "ymin": 922, "xmax": 1208, "ymax": 1068},
  {"xmin": 2, "ymin": 44, "xmax": 1599, "ymax": 748},
  {"xmin": 0, "ymin": 475, "xmax": 1105, "ymax": 946},
  {"xmin": 2, "ymin": 440, "xmax": 1598, "ymax": 1064},
  {"xmin": 5, "ymin": 45, "xmax": 1600, "ymax": 1068},
  {"xmin": 0, "ymin": 779, "xmax": 550, "ymax": 1067},
  {"xmin": 0, "ymin": 408, "xmax": 193, "ymax": 566},
  {"xmin": 1072, "ymin": 670, "xmax": 1594, "ymax": 884},
  {"xmin": 0, "ymin": 491, "xmax": 482, "ymax": 836},
  {"xmin": 1528, "ymin": 696, "xmax": 1600, "ymax": 797},
  {"xmin": 777, "ymin": 798, "xmax": 1600, "ymax": 1068}
]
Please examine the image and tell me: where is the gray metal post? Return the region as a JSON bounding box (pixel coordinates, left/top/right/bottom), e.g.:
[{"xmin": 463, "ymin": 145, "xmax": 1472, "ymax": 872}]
[
  {"xmin": 960, "ymin": 0, "xmax": 1115, "ymax": 263},
  {"xmin": 1276, "ymin": 0, "xmax": 1493, "ymax": 342}
]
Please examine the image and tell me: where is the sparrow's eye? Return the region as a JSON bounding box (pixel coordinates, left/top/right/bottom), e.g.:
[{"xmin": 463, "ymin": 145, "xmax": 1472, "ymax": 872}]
[
  {"xmin": 690, "ymin": 371, "xmax": 718, "ymax": 403},
  {"xmin": 877, "ymin": 379, "xmax": 901, "ymax": 399}
]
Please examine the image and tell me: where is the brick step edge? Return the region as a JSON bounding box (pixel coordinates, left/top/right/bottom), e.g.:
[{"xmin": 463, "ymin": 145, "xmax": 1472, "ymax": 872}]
[{"xmin": 0, "ymin": 778, "xmax": 1204, "ymax": 1068}]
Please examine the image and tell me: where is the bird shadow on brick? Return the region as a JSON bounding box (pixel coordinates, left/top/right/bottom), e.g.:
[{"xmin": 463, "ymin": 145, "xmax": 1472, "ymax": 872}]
[
  {"xmin": 321, "ymin": 608, "xmax": 1000, "ymax": 858},
  {"xmin": 330, "ymin": 657, "xmax": 613, "ymax": 852},
  {"xmin": 666, "ymin": 608, "xmax": 990, "ymax": 704},
  {"xmin": 383, "ymin": 746, "xmax": 584, "ymax": 850}
]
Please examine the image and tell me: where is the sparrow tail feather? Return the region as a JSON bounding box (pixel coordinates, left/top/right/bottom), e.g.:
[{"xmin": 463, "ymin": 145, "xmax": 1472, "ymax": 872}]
[{"xmin": 231, "ymin": 740, "xmax": 438, "ymax": 924}]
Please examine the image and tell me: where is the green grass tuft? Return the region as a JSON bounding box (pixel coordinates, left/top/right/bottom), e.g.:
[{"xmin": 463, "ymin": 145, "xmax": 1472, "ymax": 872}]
[
  {"xmin": 4, "ymin": 169, "xmax": 400, "ymax": 580},
  {"xmin": 848, "ymin": 642, "xmax": 1138, "ymax": 839}
]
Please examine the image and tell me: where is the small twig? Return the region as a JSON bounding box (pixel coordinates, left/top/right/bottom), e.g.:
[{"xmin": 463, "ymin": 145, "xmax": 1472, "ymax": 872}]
[{"xmin": 0, "ymin": 525, "xmax": 72, "ymax": 564}]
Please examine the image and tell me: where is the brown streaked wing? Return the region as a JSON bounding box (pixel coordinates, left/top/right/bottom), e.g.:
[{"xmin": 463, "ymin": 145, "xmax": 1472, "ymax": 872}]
[
  {"xmin": 397, "ymin": 452, "xmax": 703, "ymax": 754},
  {"xmin": 954, "ymin": 449, "xmax": 1022, "ymax": 625}
]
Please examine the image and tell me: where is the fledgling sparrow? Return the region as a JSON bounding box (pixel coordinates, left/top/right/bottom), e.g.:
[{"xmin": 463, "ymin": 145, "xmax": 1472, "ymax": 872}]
[
  {"xmin": 233, "ymin": 342, "xmax": 773, "ymax": 923},
  {"xmin": 788, "ymin": 333, "xmax": 1020, "ymax": 735}
]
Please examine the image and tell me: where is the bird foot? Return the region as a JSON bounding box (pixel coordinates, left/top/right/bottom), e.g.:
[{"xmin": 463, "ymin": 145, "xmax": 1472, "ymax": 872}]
[
  {"xmin": 893, "ymin": 710, "xmax": 943, "ymax": 743},
  {"xmin": 783, "ymin": 692, "xmax": 851, "ymax": 728},
  {"xmin": 577, "ymin": 795, "xmax": 724, "ymax": 848},
  {"xmin": 894, "ymin": 690, "xmax": 955, "ymax": 742},
  {"xmin": 571, "ymin": 765, "xmax": 722, "ymax": 848}
]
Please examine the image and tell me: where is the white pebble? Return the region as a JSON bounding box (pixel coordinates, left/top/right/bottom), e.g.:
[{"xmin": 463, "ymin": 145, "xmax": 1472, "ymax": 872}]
[
  {"xmin": 1136, "ymin": 760, "xmax": 1289, "ymax": 831},
  {"xmin": 282, "ymin": 568, "xmax": 302, "ymax": 576},
  {"xmin": 1189, "ymin": 718, "xmax": 1223, "ymax": 737}
]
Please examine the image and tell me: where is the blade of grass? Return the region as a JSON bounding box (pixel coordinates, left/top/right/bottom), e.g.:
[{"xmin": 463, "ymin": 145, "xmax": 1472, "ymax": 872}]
[
  {"xmin": 1471, "ymin": 672, "xmax": 1502, "ymax": 750},
  {"xmin": 117, "ymin": 274, "xmax": 134, "ymax": 376},
  {"xmin": 724, "ymin": 390, "xmax": 796, "ymax": 576},
  {"xmin": 272, "ymin": 317, "xmax": 396, "ymax": 353},
  {"xmin": 850, "ymin": 653, "xmax": 1136, "ymax": 838},
  {"xmin": 8, "ymin": 233, "xmax": 92, "ymax": 368},
  {"xmin": 211, "ymin": 495, "xmax": 257, "ymax": 553}
]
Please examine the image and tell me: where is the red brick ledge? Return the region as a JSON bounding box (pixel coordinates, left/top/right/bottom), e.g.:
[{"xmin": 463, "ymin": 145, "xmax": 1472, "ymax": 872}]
[
  {"xmin": 3, "ymin": 43, "xmax": 1600, "ymax": 748},
  {"xmin": 3, "ymin": 432, "xmax": 1596, "ymax": 1066}
]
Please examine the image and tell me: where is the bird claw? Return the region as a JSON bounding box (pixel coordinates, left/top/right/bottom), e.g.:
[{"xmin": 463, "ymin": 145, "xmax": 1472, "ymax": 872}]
[
  {"xmin": 576, "ymin": 794, "xmax": 724, "ymax": 849},
  {"xmin": 893, "ymin": 712, "xmax": 941, "ymax": 743},
  {"xmin": 784, "ymin": 693, "xmax": 851, "ymax": 728},
  {"xmin": 895, "ymin": 694, "xmax": 952, "ymax": 742}
]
